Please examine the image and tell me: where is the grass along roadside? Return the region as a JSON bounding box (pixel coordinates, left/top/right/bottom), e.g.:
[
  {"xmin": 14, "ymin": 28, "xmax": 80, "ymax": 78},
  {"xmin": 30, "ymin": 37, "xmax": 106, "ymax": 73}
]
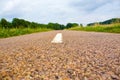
[
  {"xmin": 69, "ymin": 23, "xmax": 120, "ymax": 33},
  {"xmin": 0, "ymin": 28, "xmax": 52, "ymax": 38}
]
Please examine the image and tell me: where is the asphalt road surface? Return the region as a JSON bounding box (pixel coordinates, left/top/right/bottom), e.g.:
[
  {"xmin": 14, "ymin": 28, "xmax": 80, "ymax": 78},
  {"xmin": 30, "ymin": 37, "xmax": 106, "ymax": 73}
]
[{"xmin": 0, "ymin": 30, "xmax": 120, "ymax": 80}]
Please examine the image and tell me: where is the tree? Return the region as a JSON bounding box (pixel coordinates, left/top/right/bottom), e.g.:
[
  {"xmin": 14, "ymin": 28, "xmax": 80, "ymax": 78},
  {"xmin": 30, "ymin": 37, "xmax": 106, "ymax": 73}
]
[
  {"xmin": 30, "ymin": 22, "xmax": 38, "ymax": 28},
  {"xmin": 60, "ymin": 25, "xmax": 65, "ymax": 30},
  {"xmin": 12, "ymin": 18, "xmax": 20, "ymax": 28},
  {"xmin": 47, "ymin": 23, "xmax": 65, "ymax": 30},
  {"xmin": 12, "ymin": 18, "xmax": 30, "ymax": 28},
  {"xmin": 66, "ymin": 23, "xmax": 72, "ymax": 28},
  {"xmin": 80, "ymin": 24, "xmax": 83, "ymax": 27},
  {"xmin": 66, "ymin": 23, "xmax": 79, "ymax": 29},
  {"xmin": 0, "ymin": 18, "xmax": 10, "ymax": 28},
  {"xmin": 0, "ymin": 22, "xmax": 2, "ymax": 28},
  {"xmin": 0, "ymin": 18, "xmax": 67, "ymax": 30}
]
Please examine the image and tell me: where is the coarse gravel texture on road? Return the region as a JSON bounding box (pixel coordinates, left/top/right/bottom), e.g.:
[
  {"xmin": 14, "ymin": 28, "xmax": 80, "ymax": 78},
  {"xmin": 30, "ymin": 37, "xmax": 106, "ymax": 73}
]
[{"xmin": 0, "ymin": 30, "xmax": 120, "ymax": 80}]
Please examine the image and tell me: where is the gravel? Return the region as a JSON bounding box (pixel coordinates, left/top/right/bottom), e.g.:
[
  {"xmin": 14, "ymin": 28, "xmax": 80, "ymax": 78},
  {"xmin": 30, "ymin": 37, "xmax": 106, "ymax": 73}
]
[{"xmin": 0, "ymin": 30, "xmax": 120, "ymax": 80}]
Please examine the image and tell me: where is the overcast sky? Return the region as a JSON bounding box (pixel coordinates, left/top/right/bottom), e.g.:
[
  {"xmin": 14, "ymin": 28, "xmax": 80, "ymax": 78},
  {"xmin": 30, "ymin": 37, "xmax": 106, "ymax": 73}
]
[{"xmin": 0, "ymin": 0, "xmax": 120, "ymax": 25}]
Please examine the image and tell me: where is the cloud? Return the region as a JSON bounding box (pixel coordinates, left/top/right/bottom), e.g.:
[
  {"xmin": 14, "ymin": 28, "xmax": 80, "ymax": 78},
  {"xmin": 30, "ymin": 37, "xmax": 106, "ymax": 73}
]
[
  {"xmin": 69, "ymin": 0, "xmax": 120, "ymax": 24},
  {"xmin": 0, "ymin": 0, "xmax": 23, "ymax": 21},
  {"xmin": 1, "ymin": 0, "xmax": 21, "ymax": 13},
  {"xmin": 0, "ymin": 0, "xmax": 120, "ymax": 24}
]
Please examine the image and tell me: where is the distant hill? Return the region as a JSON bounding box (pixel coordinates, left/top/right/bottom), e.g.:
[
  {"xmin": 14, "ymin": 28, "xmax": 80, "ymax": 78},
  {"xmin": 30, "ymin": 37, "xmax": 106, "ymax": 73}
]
[{"xmin": 87, "ymin": 18, "xmax": 120, "ymax": 26}]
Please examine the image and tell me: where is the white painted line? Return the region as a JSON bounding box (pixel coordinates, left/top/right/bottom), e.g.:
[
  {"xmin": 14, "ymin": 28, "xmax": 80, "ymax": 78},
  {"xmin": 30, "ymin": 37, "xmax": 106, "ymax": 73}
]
[{"xmin": 51, "ymin": 33, "xmax": 62, "ymax": 43}]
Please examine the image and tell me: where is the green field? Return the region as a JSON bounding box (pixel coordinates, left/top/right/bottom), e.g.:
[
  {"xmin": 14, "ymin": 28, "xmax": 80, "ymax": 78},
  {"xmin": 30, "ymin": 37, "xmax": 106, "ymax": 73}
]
[
  {"xmin": 0, "ymin": 28, "xmax": 52, "ymax": 38},
  {"xmin": 69, "ymin": 23, "xmax": 120, "ymax": 33}
]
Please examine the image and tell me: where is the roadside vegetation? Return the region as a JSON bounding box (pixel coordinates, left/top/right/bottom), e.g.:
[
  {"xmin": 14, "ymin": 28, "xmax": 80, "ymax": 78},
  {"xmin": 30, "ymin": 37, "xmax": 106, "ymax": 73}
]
[
  {"xmin": 69, "ymin": 23, "xmax": 120, "ymax": 33},
  {"xmin": 69, "ymin": 18, "xmax": 120, "ymax": 33},
  {"xmin": 0, "ymin": 18, "xmax": 51, "ymax": 38},
  {"xmin": 0, "ymin": 18, "xmax": 78, "ymax": 38},
  {"xmin": 0, "ymin": 18, "xmax": 120, "ymax": 38},
  {"xmin": 0, "ymin": 28, "xmax": 51, "ymax": 38}
]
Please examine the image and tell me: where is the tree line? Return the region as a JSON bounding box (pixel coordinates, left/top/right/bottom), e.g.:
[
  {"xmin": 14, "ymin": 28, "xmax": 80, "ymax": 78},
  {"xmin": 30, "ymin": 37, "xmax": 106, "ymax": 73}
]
[
  {"xmin": 0, "ymin": 18, "xmax": 80, "ymax": 30},
  {"xmin": 87, "ymin": 18, "xmax": 120, "ymax": 26}
]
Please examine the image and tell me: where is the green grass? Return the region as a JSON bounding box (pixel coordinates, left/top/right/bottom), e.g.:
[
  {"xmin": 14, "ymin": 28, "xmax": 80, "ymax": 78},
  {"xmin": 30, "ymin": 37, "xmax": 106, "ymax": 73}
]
[
  {"xmin": 0, "ymin": 28, "xmax": 52, "ymax": 38},
  {"xmin": 69, "ymin": 23, "xmax": 120, "ymax": 33}
]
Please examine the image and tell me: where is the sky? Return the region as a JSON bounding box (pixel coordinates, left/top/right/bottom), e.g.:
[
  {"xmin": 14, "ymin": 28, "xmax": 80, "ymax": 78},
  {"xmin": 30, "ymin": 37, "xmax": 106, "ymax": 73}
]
[{"xmin": 0, "ymin": 0, "xmax": 120, "ymax": 25}]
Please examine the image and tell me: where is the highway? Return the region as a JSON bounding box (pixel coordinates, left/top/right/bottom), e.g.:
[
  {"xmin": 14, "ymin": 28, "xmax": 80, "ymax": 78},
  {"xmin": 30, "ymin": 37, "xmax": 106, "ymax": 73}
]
[{"xmin": 0, "ymin": 30, "xmax": 120, "ymax": 80}]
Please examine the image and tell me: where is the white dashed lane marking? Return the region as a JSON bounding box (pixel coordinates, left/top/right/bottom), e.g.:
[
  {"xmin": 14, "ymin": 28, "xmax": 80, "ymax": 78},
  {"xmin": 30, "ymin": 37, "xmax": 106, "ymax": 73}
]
[{"xmin": 51, "ymin": 33, "xmax": 62, "ymax": 43}]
